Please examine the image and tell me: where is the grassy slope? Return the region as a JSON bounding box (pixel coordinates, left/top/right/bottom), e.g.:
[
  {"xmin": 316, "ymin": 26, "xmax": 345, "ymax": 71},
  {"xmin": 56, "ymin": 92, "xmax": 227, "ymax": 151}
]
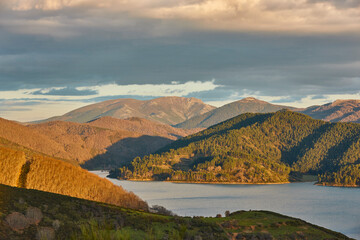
[
  {"xmin": 115, "ymin": 111, "xmax": 360, "ymax": 184},
  {"xmin": 0, "ymin": 184, "xmax": 350, "ymax": 240},
  {"xmin": 0, "ymin": 140, "xmax": 147, "ymax": 210}
]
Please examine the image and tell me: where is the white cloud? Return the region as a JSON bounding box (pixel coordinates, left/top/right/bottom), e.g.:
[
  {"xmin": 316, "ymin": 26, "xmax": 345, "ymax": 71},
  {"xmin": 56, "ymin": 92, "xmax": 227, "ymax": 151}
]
[
  {"xmin": 0, "ymin": 80, "xmax": 219, "ymax": 101},
  {"xmin": 78, "ymin": 80, "xmax": 219, "ymax": 97}
]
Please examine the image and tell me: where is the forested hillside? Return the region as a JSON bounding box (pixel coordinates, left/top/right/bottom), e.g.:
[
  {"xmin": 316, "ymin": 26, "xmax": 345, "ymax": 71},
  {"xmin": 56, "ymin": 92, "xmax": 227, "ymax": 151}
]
[
  {"xmin": 111, "ymin": 111, "xmax": 360, "ymax": 185},
  {"xmin": 0, "ymin": 138, "xmax": 147, "ymax": 210}
]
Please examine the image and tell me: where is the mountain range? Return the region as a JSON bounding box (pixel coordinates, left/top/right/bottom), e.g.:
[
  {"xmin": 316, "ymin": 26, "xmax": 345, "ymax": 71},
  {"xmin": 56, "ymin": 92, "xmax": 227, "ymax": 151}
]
[
  {"xmin": 301, "ymin": 99, "xmax": 360, "ymax": 123},
  {"xmin": 35, "ymin": 96, "xmax": 360, "ymax": 129},
  {"xmin": 176, "ymin": 97, "xmax": 360, "ymax": 129},
  {"xmin": 175, "ymin": 97, "xmax": 298, "ymax": 129},
  {"xmin": 39, "ymin": 96, "xmax": 215, "ymax": 125},
  {"xmin": 112, "ymin": 110, "xmax": 360, "ymax": 186}
]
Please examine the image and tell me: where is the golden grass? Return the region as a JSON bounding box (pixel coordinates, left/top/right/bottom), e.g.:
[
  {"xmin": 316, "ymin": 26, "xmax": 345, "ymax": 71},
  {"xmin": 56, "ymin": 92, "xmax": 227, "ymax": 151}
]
[
  {"xmin": 0, "ymin": 145, "xmax": 147, "ymax": 211},
  {"xmin": 0, "ymin": 147, "xmax": 27, "ymax": 186}
]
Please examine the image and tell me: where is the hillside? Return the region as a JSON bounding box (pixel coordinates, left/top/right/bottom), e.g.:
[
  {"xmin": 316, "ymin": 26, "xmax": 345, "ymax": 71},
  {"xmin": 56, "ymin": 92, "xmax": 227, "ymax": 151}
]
[
  {"xmin": 39, "ymin": 96, "xmax": 215, "ymax": 125},
  {"xmin": 0, "ymin": 184, "xmax": 350, "ymax": 239},
  {"xmin": 0, "ymin": 139, "xmax": 147, "ymax": 210},
  {"xmin": 318, "ymin": 164, "xmax": 360, "ymax": 187},
  {"xmin": 0, "ymin": 118, "xmax": 77, "ymax": 165},
  {"xmin": 301, "ymin": 99, "xmax": 360, "ymax": 123},
  {"xmin": 86, "ymin": 116, "xmax": 200, "ymax": 139},
  {"xmin": 175, "ymin": 97, "xmax": 297, "ymax": 129},
  {"xmin": 0, "ymin": 117, "xmax": 198, "ymax": 169},
  {"xmin": 112, "ymin": 111, "xmax": 360, "ymax": 184}
]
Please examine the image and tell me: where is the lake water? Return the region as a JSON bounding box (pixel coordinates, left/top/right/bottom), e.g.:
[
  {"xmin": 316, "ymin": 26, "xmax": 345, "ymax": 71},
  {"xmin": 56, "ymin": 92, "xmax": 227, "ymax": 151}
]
[{"xmin": 93, "ymin": 171, "xmax": 360, "ymax": 239}]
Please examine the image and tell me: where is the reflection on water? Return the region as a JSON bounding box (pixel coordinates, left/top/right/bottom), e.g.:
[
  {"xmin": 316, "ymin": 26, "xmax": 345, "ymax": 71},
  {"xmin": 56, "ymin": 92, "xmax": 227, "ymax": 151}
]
[{"xmin": 92, "ymin": 171, "xmax": 360, "ymax": 239}]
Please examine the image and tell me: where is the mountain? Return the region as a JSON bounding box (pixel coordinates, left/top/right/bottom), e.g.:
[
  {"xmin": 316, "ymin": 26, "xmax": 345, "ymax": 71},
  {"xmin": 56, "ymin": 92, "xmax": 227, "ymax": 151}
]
[
  {"xmin": 112, "ymin": 110, "xmax": 360, "ymax": 185},
  {"xmin": 0, "ymin": 184, "xmax": 350, "ymax": 239},
  {"xmin": 175, "ymin": 97, "xmax": 298, "ymax": 129},
  {"xmin": 86, "ymin": 116, "xmax": 200, "ymax": 139},
  {"xmin": 0, "ymin": 117, "xmax": 198, "ymax": 169},
  {"xmin": 300, "ymin": 99, "xmax": 360, "ymax": 123},
  {"xmin": 39, "ymin": 96, "xmax": 215, "ymax": 125},
  {"xmin": 0, "ymin": 139, "xmax": 147, "ymax": 210}
]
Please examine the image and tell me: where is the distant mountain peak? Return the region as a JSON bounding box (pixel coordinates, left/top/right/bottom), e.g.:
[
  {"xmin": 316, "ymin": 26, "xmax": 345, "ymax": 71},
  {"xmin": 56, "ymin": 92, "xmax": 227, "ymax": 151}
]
[
  {"xmin": 332, "ymin": 99, "xmax": 360, "ymax": 105},
  {"xmin": 300, "ymin": 98, "xmax": 360, "ymax": 123},
  {"xmin": 241, "ymin": 97, "xmax": 259, "ymax": 101},
  {"xmin": 36, "ymin": 96, "xmax": 215, "ymax": 125},
  {"xmin": 175, "ymin": 98, "xmax": 298, "ymax": 129}
]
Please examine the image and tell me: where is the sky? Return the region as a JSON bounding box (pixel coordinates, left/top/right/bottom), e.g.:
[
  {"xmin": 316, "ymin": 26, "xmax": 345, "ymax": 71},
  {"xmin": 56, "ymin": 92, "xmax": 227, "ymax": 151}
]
[{"xmin": 0, "ymin": 0, "xmax": 360, "ymax": 122}]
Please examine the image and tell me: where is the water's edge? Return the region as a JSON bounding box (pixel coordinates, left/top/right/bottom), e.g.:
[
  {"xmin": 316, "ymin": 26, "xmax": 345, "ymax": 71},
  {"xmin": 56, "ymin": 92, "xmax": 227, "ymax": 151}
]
[{"xmin": 92, "ymin": 170, "xmax": 360, "ymax": 239}]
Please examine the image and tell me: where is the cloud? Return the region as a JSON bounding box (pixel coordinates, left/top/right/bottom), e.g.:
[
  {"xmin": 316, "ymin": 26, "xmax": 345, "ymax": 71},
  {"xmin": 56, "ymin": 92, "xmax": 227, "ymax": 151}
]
[
  {"xmin": 142, "ymin": 0, "xmax": 360, "ymax": 33},
  {"xmin": 0, "ymin": 80, "xmax": 220, "ymax": 101},
  {"xmin": 308, "ymin": 0, "xmax": 360, "ymax": 9},
  {"xmin": 32, "ymin": 86, "xmax": 98, "ymax": 96},
  {"xmin": 0, "ymin": 100, "xmax": 88, "ymax": 122},
  {"xmin": 77, "ymin": 80, "xmax": 219, "ymax": 97},
  {"xmin": 0, "ymin": 0, "xmax": 360, "ymax": 121},
  {"xmin": 1, "ymin": 0, "xmax": 359, "ymax": 35}
]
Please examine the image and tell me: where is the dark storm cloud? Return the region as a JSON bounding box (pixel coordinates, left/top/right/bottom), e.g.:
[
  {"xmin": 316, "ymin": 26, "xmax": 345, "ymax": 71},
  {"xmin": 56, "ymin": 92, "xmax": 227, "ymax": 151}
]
[
  {"xmin": 0, "ymin": 0, "xmax": 360, "ymax": 104},
  {"xmin": 1, "ymin": 28, "xmax": 359, "ymax": 100}
]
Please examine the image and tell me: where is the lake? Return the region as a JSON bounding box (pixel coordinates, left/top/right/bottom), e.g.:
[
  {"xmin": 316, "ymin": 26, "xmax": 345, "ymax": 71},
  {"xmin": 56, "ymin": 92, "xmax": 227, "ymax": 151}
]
[{"xmin": 93, "ymin": 171, "xmax": 360, "ymax": 239}]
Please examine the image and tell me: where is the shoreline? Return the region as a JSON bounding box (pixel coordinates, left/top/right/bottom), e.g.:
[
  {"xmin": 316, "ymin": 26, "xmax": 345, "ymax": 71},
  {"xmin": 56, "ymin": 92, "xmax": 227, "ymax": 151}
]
[
  {"xmin": 315, "ymin": 183, "xmax": 360, "ymax": 188},
  {"xmin": 97, "ymin": 171, "xmax": 359, "ymax": 188},
  {"xmin": 112, "ymin": 178, "xmax": 292, "ymax": 185},
  {"xmin": 92, "ymin": 171, "xmax": 319, "ymax": 185}
]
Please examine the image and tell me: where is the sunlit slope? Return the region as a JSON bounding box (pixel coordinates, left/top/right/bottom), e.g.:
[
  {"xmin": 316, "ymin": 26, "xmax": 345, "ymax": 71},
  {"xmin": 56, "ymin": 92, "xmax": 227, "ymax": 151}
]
[
  {"xmin": 0, "ymin": 117, "xmax": 199, "ymax": 169},
  {"xmin": 0, "ymin": 142, "xmax": 147, "ymax": 210},
  {"xmin": 114, "ymin": 110, "xmax": 360, "ymax": 183},
  {"xmin": 301, "ymin": 99, "xmax": 360, "ymax": 123}
]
